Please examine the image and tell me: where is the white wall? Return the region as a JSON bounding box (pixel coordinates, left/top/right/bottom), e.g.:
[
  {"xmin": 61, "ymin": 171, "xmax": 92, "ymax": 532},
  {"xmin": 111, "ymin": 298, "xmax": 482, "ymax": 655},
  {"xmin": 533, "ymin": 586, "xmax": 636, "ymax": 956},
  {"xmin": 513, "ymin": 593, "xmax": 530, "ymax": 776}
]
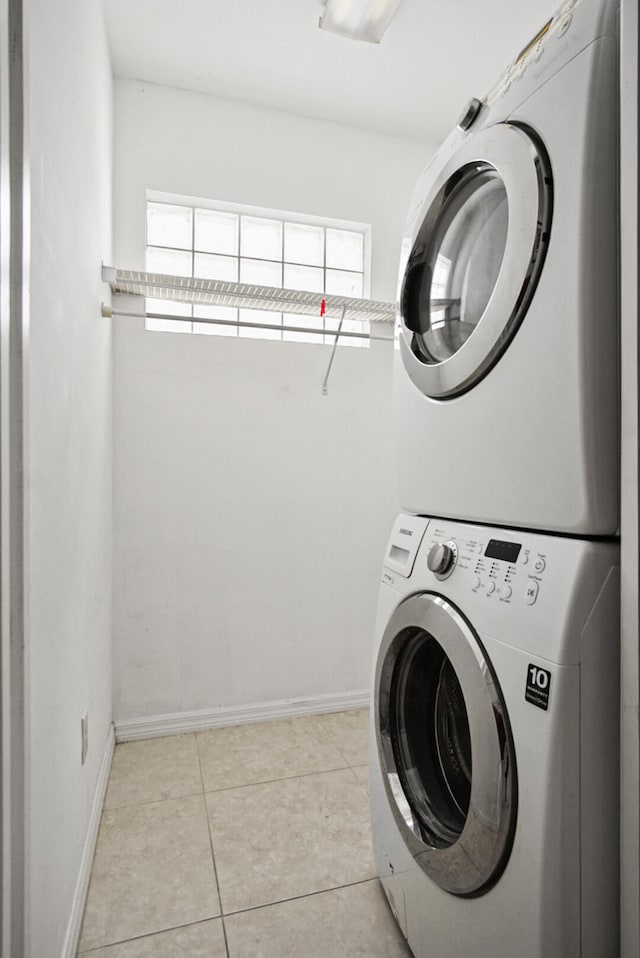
[
  {"xmin": 26, "ymin": 0, "xmax": 113, "ymax": 953},
  {"xmin": 113, "ymin": 79, "xmax": 434, "ymax": 724}
]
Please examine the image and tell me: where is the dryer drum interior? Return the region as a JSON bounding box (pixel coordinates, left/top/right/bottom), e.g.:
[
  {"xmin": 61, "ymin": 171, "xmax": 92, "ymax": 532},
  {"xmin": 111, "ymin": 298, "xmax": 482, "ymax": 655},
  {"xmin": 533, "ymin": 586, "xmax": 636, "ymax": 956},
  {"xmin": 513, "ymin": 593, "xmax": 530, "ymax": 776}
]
[
  {"xmin": 402, "ymin": 165, "xmax": 510, "ymax": 363},
  {"xmin": 375, "ymin": 593, "xmax": 518, "ymax": 897}
]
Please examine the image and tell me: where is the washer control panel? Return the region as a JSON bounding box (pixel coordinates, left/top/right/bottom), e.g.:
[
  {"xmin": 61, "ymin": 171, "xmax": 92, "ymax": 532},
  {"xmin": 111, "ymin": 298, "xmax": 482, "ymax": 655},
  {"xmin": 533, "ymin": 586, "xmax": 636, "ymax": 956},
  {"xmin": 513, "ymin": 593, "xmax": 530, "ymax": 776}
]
[{"xmin": 425, "ymin": 524, "xmax": 547, "ymax": 607}]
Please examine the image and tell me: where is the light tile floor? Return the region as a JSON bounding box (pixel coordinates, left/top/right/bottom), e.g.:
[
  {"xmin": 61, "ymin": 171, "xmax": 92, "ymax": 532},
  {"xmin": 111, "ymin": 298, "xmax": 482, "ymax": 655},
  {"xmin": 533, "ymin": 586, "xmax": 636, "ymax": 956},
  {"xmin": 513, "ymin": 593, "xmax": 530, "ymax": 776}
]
[{"xmin": 78, "ymin": 709, "xmax": 412, "ymax": 957}]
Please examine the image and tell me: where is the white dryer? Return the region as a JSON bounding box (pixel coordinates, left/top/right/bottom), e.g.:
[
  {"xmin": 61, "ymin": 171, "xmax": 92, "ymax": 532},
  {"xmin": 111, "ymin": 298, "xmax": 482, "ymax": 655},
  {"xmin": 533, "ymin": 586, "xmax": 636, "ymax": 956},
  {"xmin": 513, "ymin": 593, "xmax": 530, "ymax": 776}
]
[
  {"xmin": 370, "ymin": 513, "xmax": 619, "ymax": 958},
  {"xmin": 394, "ymin": 0, "xmax": 619, "ymax": 535}
]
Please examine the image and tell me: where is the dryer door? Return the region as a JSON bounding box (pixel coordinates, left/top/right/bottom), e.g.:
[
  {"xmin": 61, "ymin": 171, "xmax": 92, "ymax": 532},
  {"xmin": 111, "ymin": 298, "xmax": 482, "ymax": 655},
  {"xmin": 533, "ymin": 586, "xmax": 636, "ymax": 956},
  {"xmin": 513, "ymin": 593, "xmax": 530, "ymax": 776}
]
[
  {"xmin": 399, "ymin": 122, "xmax": 551, "ymax": 398},
  {"xmin": 374, "ymin": 592, "xmax": 517, "ymax": 896}
]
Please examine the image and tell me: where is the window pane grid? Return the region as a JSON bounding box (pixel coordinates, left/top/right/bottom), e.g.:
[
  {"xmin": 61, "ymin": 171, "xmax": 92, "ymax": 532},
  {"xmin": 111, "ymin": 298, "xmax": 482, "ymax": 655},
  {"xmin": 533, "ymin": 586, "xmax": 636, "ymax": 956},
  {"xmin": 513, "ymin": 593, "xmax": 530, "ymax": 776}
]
[
  {"xmin": 145, "ymin": 200, "xmax": 369, "ymax": 346},
  {"xmin": 147, "ymin": 246, "xmax": 366, "ymax": 278}
]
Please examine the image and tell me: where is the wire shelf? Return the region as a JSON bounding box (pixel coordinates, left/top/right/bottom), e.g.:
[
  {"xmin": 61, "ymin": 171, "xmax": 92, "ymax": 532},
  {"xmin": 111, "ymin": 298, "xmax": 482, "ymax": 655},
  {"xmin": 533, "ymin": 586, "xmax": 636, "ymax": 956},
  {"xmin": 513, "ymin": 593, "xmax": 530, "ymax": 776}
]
[{"xmin": 104, "ymin": 267, "xmax": 396, "ymax": 324}]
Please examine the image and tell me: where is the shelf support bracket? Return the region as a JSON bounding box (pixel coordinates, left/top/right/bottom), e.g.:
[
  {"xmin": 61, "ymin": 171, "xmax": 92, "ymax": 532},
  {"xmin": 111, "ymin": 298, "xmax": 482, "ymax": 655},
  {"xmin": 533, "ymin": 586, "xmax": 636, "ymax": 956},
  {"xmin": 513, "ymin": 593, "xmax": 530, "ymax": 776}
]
[
  {"xmin": 322, "ymin": 305, "xmax": 347, "ymax": 396},
  {"xmin": 101, "ymin": 263, "xmax": 117, "ymax": 285}
]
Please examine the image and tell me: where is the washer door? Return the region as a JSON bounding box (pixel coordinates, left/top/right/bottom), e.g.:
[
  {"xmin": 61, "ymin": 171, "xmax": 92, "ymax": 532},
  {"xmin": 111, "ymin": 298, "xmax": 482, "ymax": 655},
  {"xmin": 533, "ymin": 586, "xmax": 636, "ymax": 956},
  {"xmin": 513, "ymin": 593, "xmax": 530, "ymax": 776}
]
[
  {"xmin": 399, "ymin": 123, "xmax": 551, "ymax": 398},
  {"xmin": 374, "ymin": 592, "xmax": 517, "ymax": 896}
]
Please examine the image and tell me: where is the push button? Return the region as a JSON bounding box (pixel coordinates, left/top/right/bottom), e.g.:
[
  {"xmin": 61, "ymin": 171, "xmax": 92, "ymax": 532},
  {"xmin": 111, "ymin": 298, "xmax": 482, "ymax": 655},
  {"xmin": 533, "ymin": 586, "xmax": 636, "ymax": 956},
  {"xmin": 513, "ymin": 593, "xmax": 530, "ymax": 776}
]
[
  {"xmin": 502, "ymin": 585, "xmax": 513, "ymax": 599},
  {"xmin": 533, "ymin": 556, "xmax": 546, "ymax": 574},
  {"xmin": 525, "ymin": 580, "xmax": 539, "ymax": 605},
  {"xmin": 557, "ymin": 14, "xmax": 572, "ymax": 37},
  {"xmin": 486, "ymin": 581, "xmax": 496, "ymax": 595}
]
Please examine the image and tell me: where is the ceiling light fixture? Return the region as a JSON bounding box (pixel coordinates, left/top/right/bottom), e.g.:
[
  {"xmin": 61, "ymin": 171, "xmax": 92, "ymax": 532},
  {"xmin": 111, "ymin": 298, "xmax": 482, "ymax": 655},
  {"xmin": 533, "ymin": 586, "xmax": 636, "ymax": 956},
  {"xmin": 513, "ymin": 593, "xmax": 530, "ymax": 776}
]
[{"xmin": 319, "ymin": 0, "xmax": 405, "ymax": 43}]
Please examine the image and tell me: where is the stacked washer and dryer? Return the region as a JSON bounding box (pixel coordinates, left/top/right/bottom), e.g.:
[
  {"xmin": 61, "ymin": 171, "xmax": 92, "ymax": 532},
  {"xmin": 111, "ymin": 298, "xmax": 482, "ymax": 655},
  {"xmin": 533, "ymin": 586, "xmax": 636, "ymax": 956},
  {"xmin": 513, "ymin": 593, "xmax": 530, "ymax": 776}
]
[{"xmin": 369, "ymin": 1, "xmax": 621, "ymax": 956}]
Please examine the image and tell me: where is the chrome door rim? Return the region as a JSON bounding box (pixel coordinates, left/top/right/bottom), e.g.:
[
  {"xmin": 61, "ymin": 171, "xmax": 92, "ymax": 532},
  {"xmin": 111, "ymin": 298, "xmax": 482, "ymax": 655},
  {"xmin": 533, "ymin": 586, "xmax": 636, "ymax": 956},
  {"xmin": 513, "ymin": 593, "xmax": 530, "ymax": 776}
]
[
  {"xmin": 374, "ymin": 592, "xmax": 517, "ymax": 896},
  {"xmin": 398, "ymin": 122, "xmax": 552, "ymax": 398}
]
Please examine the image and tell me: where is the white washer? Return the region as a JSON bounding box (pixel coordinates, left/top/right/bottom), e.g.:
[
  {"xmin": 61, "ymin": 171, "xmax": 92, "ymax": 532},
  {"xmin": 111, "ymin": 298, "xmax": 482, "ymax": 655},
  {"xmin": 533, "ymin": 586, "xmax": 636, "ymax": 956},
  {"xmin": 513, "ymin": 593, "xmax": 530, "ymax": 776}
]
[
  {"xmin": 371, "ymin": 513, "xmax": 619, "ymax": 958},
  {"xmin": 394, "ymin": 0, "xmax": 619, "ymax": 535}
]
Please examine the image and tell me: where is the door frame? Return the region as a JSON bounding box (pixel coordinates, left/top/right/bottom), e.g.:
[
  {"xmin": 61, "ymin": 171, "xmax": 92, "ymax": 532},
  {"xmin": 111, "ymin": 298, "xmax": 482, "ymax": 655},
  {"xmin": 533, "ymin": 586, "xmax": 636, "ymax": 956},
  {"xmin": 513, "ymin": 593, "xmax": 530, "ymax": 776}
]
[
  {"xmin": 1, "ymin": 0, "xmax": 27, "ymax": 955},
  {"xmin": 620, "ymin": 2, "xmax": 640, "ymax": 954}
]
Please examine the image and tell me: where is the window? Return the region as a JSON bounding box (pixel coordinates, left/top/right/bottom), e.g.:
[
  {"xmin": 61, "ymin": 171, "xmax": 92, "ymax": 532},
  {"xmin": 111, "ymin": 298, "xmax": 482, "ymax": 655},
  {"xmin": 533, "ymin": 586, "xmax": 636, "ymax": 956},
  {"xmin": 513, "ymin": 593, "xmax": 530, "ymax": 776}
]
[{"xmin": 144, "ymin": 194, "xmax": 372, "ymax": 347}]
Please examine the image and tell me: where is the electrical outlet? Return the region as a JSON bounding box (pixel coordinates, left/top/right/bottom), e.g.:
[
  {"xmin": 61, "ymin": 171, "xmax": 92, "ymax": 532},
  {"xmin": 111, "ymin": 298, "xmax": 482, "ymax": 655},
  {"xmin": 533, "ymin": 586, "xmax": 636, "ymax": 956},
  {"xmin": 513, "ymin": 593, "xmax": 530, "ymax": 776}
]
[{"xmin": 81, "ymin": 711, "xmax": 88, "ymax": 765}]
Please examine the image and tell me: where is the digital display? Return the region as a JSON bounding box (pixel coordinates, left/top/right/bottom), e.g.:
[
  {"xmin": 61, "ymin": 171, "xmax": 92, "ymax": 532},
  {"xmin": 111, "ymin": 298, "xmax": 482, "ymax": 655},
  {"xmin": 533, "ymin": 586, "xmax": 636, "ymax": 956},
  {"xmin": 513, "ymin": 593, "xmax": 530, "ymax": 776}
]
[
  {"xmin": 516, "ymin": 19, "xmax": 552, "ymax": 63},
  {"xmin": 485, "ymin": 539, "xmax": 521, "ymax": 563}
]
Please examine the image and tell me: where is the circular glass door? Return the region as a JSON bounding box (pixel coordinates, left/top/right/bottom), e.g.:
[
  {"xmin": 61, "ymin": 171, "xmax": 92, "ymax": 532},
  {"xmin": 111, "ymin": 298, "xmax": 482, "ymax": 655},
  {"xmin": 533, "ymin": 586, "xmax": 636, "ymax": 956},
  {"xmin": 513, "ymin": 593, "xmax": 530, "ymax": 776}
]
[
  {"xmin": 375, "ymin": 592, "xmax": 517, "ymax": 897},
  {"xmin": 398, "ymin": 123, "xmax": 552, "ymax": 398},
  {"xmin": 391, "ymin": 630, "xmax": 473, "ymax": 849}
]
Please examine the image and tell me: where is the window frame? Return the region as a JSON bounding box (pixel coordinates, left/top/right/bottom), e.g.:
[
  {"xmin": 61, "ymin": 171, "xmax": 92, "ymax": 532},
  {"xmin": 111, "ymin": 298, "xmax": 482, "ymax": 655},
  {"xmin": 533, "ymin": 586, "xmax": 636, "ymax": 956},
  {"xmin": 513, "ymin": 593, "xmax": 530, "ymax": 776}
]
[{"xmin": 144, "ymin": 189, "xmax": 372, "ymax": 345}]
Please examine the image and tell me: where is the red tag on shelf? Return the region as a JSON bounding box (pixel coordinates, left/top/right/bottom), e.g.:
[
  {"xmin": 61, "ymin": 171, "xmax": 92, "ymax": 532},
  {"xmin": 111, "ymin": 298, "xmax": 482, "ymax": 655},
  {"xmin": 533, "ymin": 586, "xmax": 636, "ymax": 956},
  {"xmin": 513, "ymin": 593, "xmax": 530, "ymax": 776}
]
[{"xmin": 320, "ymin": 299, "xmax": 326, "ymax": 317}]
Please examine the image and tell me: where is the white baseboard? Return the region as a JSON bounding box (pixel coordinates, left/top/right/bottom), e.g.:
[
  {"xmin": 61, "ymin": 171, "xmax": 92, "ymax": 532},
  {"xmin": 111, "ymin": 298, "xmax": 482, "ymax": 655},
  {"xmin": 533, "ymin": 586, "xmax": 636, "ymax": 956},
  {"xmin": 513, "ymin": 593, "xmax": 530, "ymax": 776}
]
[
  {"xmin": 61, "ymin": 723, "xmax": 115, "ymax": 958},
  {"xmin": 115, "ymin": 689, "xmax": 371, "ymax": 743}
]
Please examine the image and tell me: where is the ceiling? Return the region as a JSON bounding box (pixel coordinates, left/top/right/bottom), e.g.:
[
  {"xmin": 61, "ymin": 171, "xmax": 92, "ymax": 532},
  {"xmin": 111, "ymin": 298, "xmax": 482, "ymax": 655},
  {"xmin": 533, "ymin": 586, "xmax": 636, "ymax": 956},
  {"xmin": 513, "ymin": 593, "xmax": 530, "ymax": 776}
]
[{"xmin": 103, "ymin": 0, "xmax": 559, "ymax": 144}]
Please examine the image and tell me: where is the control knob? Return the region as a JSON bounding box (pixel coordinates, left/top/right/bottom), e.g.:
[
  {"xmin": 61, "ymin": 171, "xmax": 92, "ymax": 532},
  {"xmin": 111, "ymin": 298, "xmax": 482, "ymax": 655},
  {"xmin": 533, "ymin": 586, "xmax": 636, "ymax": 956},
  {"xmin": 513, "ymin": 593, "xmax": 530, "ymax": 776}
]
[
  {"xmin": 427, "ymin": 541, "xmax": 457, "ymax": 579},
  {"xmin": 457, "ymin": 97, "xmax": 483, "ymax": 131}
]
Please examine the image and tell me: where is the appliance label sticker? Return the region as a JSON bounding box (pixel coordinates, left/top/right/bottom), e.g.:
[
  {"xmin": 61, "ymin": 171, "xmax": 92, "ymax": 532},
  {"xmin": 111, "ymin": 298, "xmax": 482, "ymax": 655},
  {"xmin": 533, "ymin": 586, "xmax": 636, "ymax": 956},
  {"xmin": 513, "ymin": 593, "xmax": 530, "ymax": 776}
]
[{"xmin": 525, "ymin": 664, "xmax": 552, "ymax": 710}]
